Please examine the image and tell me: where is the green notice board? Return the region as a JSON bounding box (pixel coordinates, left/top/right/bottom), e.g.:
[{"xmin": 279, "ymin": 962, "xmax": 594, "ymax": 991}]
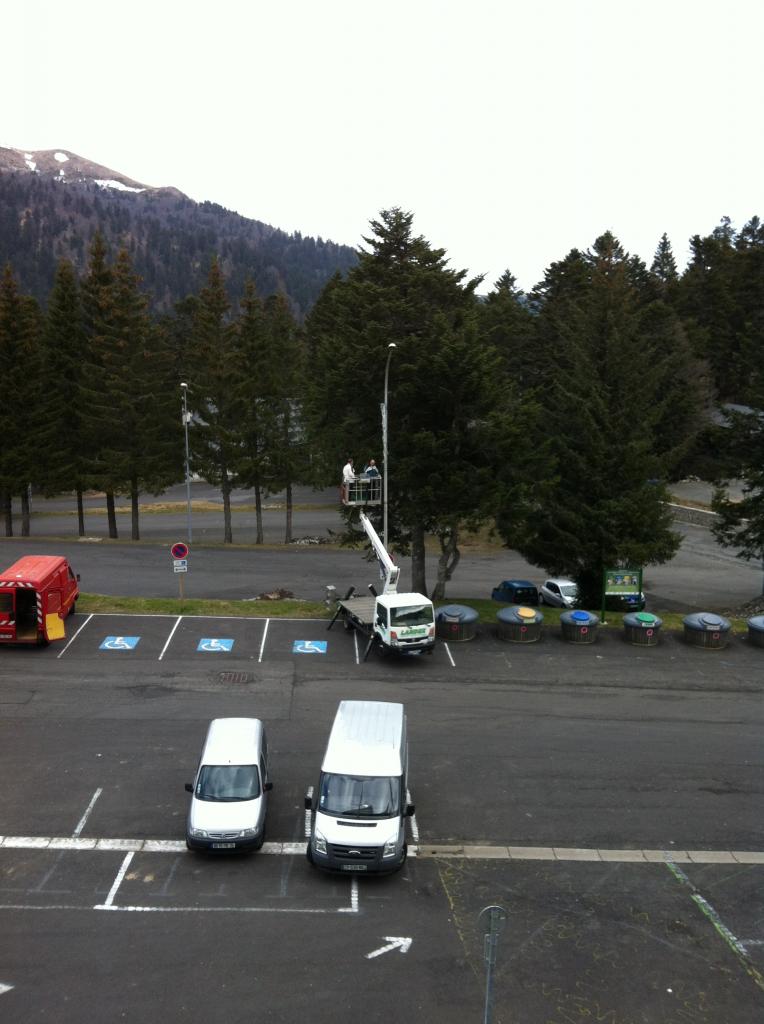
[{"xmin": 604, "ymin": 568, "xmax": 642, "ymax": 595}]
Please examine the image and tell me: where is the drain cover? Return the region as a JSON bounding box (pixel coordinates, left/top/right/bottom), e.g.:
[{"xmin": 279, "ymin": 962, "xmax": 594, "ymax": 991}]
[{"xmin": 218, "ymin": 671, "xmax": 255, "ymax": 685}]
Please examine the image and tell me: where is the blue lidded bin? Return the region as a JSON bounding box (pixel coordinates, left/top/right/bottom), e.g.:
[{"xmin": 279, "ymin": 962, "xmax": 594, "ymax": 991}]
[{"xmin": 560, "ymin": 609, "xmax": 599, "ymax": 644}]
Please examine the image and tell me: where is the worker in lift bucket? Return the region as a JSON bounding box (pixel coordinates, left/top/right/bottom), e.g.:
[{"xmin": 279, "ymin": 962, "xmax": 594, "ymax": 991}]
[
  {"xmin": 341, "ymin": 457, "xmax": 355, "ymax": 504},
  {"xmin": 363, "ymin": 459, "xmax": 379, "ymax": 477}
]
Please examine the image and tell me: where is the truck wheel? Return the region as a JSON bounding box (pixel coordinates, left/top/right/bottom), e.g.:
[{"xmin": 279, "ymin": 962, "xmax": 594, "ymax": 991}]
[
  {"xmin": 68, "ymin": 601, "xmax": 77, "ymax": 618},
  {"xmin": 306, "ymin": 843, "xmax": 314, "ymax": 864}
]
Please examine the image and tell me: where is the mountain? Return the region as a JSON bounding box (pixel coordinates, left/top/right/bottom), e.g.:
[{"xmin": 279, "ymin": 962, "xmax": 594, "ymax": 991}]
[{"xmin": 0, "ymin": 147, "xmax": 358, "ymax": 318}]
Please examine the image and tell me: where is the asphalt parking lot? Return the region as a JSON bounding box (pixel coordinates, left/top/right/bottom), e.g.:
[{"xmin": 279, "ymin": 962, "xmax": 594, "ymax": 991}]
[{"xmin": 1, "ymin": 614, "xmax": 762, "ymax": 1022}]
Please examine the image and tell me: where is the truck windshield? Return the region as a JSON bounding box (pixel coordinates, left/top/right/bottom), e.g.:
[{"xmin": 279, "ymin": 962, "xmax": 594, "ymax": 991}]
[
  {"xmin": 195, "ymin": 764, "xmax": 260, "ymax": 801},
  {"xmin": 390, "ymin": 603, "xmax": 433, "ymax": 627},
  {"xmin": 319, "ymin": 773, "xmax": 400, "ymax": 817}
]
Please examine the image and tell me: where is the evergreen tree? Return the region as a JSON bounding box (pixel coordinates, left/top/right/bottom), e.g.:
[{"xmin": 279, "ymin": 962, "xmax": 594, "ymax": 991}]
[
  {"xmin": 305, "ymin": 208, "xmax": 533, "ymax": 597},
  {"xmin": 0, "ymin": 265, "xmax": 43, "ymax": 536},
  {"xmin": 40, "ymin": 258, "xmax": 90, "ymax": 534},
  {"xmin": 187, "ymin": 259, "xmax": 241, "ymax": 543},
  {"xmin": 80, "ymin": 232, "xmax": 120, "ymax": 537},
  {"xmin": 650, "ymin": 232, "xmax": 678, "ymax": 295},
  {"xmin": 507, "ymin": 233, "xmax": 691, "ymax": 605},
  {"xmin": 478, "ymin": 270, "xmax": 537, "ymax": 389}
]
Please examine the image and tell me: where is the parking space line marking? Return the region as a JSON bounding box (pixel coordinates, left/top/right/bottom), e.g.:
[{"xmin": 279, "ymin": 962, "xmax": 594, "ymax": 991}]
[
  {"xmin": 98, "ymin": 851, "xmax": 133, "ymax": 909},
  {"xmin": 72, "ymin": 788, "xmax": 103, "ymax": 837},
  {"xmin": 157, "ymin": 616, "xmax": 183, "ymax": 661},
  {"xmin": 443, "ymin": 642, "xmax": 455, "ymax": 667},
  {"xmin": 258, "ymin": 619, "xmax": 270, "ymax": 663},
  {"xmin": 57, "ymin": 613, "xmax": 94, "ymax": 658},
  {"xmin": 665, "ymin": 858, "xmax": 764, "ymax": 993},
  {"xmin": 353, "ymin": 631, "xmax": 359, "ymax": 665},
  {"xmin": 92, "ymin": 904, "xmax": 349, "ymax": 914}
]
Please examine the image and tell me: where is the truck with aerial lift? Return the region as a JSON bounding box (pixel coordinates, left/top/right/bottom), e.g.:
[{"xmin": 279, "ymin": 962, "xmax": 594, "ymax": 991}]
[{"xmin": 328, "ymin": 512, "xmax": 436, "ymax": 660}]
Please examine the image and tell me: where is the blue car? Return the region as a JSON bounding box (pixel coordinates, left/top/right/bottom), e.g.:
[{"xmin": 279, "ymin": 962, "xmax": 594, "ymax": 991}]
[{"xmin": 491, "ymin": 579, "xmax": 539, "ymax": 605}]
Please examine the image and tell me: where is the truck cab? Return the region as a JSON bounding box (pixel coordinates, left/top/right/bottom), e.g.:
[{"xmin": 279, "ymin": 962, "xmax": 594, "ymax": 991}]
[{"xmin": 375, "ymin": 593, "xmax": 435, "ymax": 653}]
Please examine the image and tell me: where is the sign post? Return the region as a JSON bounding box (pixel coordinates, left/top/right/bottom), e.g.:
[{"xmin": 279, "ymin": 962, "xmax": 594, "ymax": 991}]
[
  {"xmin": 601, "ymin": 567, "xmax": 642, "ymax": 624},
  {"xmin": 171, "ymin": 542, "xmax": 189, "ymax": 604},
  {"xmin": 478, "ymin": 905, "xmax": 507, "ymax": 1024}
]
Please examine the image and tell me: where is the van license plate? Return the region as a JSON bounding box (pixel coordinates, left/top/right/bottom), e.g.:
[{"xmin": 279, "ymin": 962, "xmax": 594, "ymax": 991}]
[
  {"xmin": 212, "ymin": 842, "xmax": 236, "ymax": 849},
  {"xmin": 341, "ymin": 864, "xmax": 367, "ymax": 871}
]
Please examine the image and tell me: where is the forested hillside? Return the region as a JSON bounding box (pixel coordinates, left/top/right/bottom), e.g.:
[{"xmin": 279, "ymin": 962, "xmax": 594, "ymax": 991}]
[{"xmin": 0, "ymin": 169, "xmax": 358, "ymax": 318}]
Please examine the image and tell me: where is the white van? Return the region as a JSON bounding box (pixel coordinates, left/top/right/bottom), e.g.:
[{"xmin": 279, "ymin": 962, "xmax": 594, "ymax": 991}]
[
  {"xmin": 185, "ymin": 718, "xmax": 272, "ymax": 852},
  {"xmin": 305, "ymin": 700, "xmax": 414, "ymax": 873}
]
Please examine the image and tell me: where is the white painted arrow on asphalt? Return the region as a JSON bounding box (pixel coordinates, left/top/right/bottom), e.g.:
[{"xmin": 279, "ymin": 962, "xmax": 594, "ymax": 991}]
[
  {"xmin": 366, "ymin": 937, "xmax": 412, "ymax": 959},
  {"xmin": 0, "ymin": 983, "xmax": 14, "ymax": 995}
]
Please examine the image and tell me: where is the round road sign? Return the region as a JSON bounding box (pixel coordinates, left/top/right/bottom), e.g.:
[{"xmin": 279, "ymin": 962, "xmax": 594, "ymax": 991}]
[{"xmin": 171, "ymin": 542, "xmax": 189, "ymax": 559}]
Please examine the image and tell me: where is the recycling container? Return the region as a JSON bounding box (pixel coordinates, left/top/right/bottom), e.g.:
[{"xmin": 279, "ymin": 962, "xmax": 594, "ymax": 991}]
[
  {"xmin": 747, "ymin": 614, "xmax": 764, "ymax": 649},
  {"xmin": 435, "ymin": 604, "xmax": 479, "ymax": 642},
  {"xmin": 560, "ymin": 609, "xmax": 600, "ymax": 644},
  {"xmin": 623, "ymin": 611, "xmax": 662, "ymax": 646},
  {"xmin": 496, "ymin": 605, "xmax": 544, "ymax": 643},
  {"xmin": 682, "ymin": 612, "xmax": 731, "ymax": 650}
]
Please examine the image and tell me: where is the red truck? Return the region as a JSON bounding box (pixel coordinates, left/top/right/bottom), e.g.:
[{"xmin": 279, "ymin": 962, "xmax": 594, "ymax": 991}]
[{"xmin": 0, "ymin": 555, "xmax": 80, "ymax": 645}]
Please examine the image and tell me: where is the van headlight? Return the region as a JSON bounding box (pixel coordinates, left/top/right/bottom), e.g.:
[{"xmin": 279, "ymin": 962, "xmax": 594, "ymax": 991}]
[
  {"xmin": 240, "ymin": 827, "xmax": 259, "ymax": 838},
  {"xmin": 313, "ymin": 830, "xmax": 327, "ymax": 855},
  {"xmin": 189, "ymin": 828, "xmax": 208, "ymax": 839},
  {"xmin": 382, "ymin": 837, "xmax": 398, "ymax": 858}
]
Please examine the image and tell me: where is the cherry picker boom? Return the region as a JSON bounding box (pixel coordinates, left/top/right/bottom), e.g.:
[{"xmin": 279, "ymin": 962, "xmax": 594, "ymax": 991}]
[{"xmin": 327, "ymin": 512, "xmax": 436, "ymax": 660}]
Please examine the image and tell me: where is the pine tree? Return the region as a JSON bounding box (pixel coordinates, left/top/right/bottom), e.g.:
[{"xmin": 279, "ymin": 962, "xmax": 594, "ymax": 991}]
[
  {"xmin": 650, "ymin": 233, "xmax": 678, "ymax": 295},
  {"xmin": 40, "ymin": 259, "xmax": 90, "ymax": 534},
  {"xmin": 508, "ymin": 233, "xmax": 690, "ymax": 605},
  {"xmin": 0, "ymin": 265, "xmax": 43, "ymax": 536},
  {"xmin": 187, "ymin": 259, "xmax": 240, "ymax": 543},
  {"xmin": 305, "ymin": 208, "xmax": 531, "ymax": 597}
]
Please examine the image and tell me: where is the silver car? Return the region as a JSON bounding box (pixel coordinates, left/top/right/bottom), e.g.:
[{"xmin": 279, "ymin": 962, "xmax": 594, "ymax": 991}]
[
  {"xmin": 185, "ymin": 718, "xmax": 272, "ymax": 852},
  {"xmin": 539, "ymin": 578, "xmax": 579, "ymax": 608}
]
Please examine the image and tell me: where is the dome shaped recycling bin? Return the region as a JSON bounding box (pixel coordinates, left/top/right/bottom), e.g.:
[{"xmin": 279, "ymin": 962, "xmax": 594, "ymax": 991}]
[
  {"xmin": 560, "ymin": 609, "xmax": 600, "ymax": 644},
  {"xmin": 496, "ymin": 605, "xmax": 544, "ymax": 643},
  {"xmin": 623, "ymin": 611, "xmax": 663, "ymax": 646},
  {"xmin": 682, "ymin": 612, "xmax": 731, "ymax": 650},
  {"xmin": 435, "ymin": 604, "xmax": 479, "ymax": 642},
  {"xmin": 747, "ymin": 615, "xmax": 764, "ymax": 649}
]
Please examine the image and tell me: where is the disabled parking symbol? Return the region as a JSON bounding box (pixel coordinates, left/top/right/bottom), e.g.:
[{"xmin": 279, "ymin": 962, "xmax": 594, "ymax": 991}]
[
  {"xmin": 293, "ymin": 640, "xmax": 327, "ymax": 654},
  {"xmin": 197, "ymin": 638, "xmax": 235, "ymax": 652},
  {"xmin": 100, "ymin": 636, "xmax": 141, "ymax": 651}
]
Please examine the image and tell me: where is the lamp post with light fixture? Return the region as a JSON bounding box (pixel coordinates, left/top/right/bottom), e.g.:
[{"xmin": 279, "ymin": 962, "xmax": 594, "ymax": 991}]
[
  {"xmin": 180, "ymin": 382, "xmax": 192, "ymax": 543},
  {"xmin": 382, "ymin": 343, "xmax": 396, "ymax": 549}
]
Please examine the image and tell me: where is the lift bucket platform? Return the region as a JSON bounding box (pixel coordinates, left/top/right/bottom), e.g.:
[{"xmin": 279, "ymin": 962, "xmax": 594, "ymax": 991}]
[{"xmin": 346, "ymin": 478, "xmax": 382, "ymax": 505}]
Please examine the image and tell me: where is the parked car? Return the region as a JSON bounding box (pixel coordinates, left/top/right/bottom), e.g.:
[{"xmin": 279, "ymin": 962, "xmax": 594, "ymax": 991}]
[
  {"xmin": 604, "ymin": 591, "xmax": 647, "ymax": 612},
  {"xmin": 491, "ymin": 579, "xmax": 539, "ymax": 605},
  {"xmin": 539, "ymin": 578, "xmax": 579, "ymax": 608}
]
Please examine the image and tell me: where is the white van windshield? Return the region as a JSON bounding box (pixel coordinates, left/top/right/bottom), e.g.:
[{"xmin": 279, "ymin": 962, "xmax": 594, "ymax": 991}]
[
  {"xmin": 390, "ymin": 603, "xmax": 432, "ymax": 627},
  {"xmin": 319, "ymin": 772, "xmax": 400, "ymax": 817},
  {"xmin": 196, "ymin": 764, "xmax": 260, "ymax": 801}
]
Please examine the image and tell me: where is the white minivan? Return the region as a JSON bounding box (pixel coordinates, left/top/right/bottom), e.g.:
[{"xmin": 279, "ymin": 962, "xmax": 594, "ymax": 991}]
[
  {"xmin": 185, "ymin": 718, "xmax": 272, "ymax": 852},
  {"xmin": 305, "ymin": 700, "xmax": 414, "ymax": 873}
]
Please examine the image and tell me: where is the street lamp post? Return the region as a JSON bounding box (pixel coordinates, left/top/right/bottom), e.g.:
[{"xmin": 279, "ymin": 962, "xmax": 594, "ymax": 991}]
[
  {"xmin": 180, "ymin": 382, "xmax": 192, "ymax": 544},
  {"xmin": 382, "ymin": 343, "xmax": 396, "ymax": 550}
]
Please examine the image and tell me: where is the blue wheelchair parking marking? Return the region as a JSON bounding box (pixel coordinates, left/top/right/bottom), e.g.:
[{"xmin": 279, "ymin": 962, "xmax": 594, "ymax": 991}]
[
  {"xmin": 293, "ymin": 640, "xmax": 327, "ymax": 655},
  {"xmin": 100, "ymin": 636, "xmax": 141, "ymax": 651},
  {"xmin": 197, "ymin": 638, "xmax": 235, "ymax": 652}
]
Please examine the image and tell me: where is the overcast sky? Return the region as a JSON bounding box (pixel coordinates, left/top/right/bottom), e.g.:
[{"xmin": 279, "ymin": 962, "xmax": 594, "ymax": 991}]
[{"xmin": 5, "ymin": 0, "xmax": 762, "ymax": 292}]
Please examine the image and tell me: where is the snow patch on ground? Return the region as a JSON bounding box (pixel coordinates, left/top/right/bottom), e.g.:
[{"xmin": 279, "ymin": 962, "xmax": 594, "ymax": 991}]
[
  {"xmin": 54, "ymin": 151, "xmax": 69, "ymax": 162},
  {"xmin": 94, "ymin": 179, "xmax": 145, "ymax": 193},
  {"xmin": 24, "ymin": 154, "xmax": 37, "ymax": 172}
]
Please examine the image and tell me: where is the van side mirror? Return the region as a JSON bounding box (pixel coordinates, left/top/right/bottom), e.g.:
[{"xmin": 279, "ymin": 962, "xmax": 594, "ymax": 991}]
[
  {"xmin": 76, "ymin": 574, "xmax": 81, "ymax": 581},
  {"xmin": 184, "ymin": 783, "xmax": 193, "ymax": 793},
  {"xmin": 405, "ymin": 803, "xmax": 415, "ymax": 817},
  {"xmin": 304, "ymin": 794, "xmax": 314, "ymax": 811},
  {"xmin": 263, "ymin": 781, "xmax": 273, "ymax": 792}
]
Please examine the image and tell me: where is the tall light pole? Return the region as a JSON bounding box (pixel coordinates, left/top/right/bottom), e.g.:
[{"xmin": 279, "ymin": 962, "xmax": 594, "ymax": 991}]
[
  {"xmin": 382, "ymin": 343, "xmax": 396, "ymax": 549},
  {"xmin": 180, "ymin": 382, "xmax": 192, "ymax": 544}
]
